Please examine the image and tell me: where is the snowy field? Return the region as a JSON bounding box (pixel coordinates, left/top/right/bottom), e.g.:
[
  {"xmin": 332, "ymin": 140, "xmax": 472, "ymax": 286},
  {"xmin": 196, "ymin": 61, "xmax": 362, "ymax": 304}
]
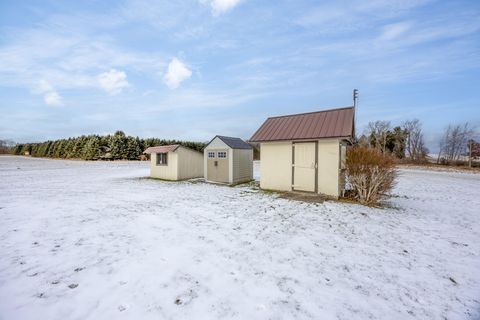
[{"xmin": 0, "ymin": 156, "xmax": 479, "ymax": 320}]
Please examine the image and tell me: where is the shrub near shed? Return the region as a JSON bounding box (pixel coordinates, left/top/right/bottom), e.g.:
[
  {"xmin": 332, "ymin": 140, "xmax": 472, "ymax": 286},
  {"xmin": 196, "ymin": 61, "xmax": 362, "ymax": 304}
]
[{"xmin": 345, "ymin": 147, "xmax": 397, "ymax": 205}]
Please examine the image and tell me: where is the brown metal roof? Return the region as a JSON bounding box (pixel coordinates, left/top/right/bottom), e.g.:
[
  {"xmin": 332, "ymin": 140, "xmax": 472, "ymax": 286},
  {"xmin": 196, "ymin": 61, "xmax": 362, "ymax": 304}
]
[
  {"xmin": 143, "ymin": 144, "xmax": 180, "ymax": 154},
  {"xmin": 250, "ymin": 106, "xmax": 355, "ymax": 142}
]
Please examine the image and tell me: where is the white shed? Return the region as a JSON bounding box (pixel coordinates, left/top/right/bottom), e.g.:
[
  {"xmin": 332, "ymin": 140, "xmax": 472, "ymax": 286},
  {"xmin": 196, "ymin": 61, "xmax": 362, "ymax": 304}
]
[
  {"xmin": 144, "ymin": 144, "xmax": 203, "ymax": 181},
  {"xmin": 250, "ymin": 107, "xmax": 354, "ymax": 198},
  {"xmin": 204, "ymin": 136, "xmax": 253, "ymax": 185}
]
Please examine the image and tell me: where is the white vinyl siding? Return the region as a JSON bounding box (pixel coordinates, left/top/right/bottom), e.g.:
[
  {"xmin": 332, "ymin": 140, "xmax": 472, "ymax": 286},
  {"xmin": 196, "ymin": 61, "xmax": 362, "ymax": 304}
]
[
  {"xmin": 150, "ymin": 147, "xmax": 203, "ymax": 181},
  {"xmin": 232, "ymin": 148, "xmax": 253, "ymax": 184},
  {"xmin": 204, "ymin": 136, "xmax": 253, "ymax": 185},
  {"xmin": 176, "ymin": 147, "xmax": 204, "ymax": 180},
  {"xmin": 151, "ymin": 152, "xmax": 178, "ymax": 180}
]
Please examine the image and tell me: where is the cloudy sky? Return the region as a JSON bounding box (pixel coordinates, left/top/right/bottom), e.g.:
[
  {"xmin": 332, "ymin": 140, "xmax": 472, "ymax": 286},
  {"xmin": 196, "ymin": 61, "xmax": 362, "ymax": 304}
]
[{"xmin": 0, "ymin": 0, "xmax": 479, "ymax": 148}]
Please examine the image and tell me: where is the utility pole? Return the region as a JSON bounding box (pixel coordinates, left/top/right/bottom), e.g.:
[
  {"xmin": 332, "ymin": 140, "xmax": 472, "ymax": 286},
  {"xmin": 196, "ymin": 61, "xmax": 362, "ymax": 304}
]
[
  {"xmin": 353, "ymin": 89, "xmax": 358, "ymax": 140},
  {"xmin": 353, "ymin": 89, "xmax": 358, "ymax": 108}
]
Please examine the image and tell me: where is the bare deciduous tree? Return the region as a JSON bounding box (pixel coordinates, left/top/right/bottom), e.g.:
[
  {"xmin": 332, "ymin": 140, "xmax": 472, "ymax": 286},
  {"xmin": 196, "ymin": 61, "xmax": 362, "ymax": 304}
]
[
  {"xmin": 356, "ymin": 134, "xmax": 370, "ymax": 148},
  {"xmin": 403, "ymin": 119, "xmax": 428, "ymax": 162},
  {"xmin": 0, "ymin": 139, "xmax": 15, "ymax": 154},
  {"xmin": 365, "ymin": 121, "xmax": 391, "ymax": 153},
  {"xmin": 438, "ymin": 123, "xmax": 476, "ymax": 163}
]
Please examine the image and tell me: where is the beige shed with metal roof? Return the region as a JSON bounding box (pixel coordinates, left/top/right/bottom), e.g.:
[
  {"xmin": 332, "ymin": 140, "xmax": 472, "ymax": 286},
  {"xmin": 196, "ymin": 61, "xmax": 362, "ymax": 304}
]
[
  {"xmin": 204, "ymin": 136, "xmax": 253, "ymax": 185},
  {"xmin": 250, "ymin": 106, "xmax": 355, "ymax": 198},
  {"xmin": 144, "ymin": 145, "xmax": 203, "ymax": 180}
]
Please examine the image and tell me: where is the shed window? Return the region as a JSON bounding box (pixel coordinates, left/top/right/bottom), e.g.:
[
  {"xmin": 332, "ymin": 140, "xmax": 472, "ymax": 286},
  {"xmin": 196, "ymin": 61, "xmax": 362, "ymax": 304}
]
[
  {"xmin": 218, "ymin": 151, "xmax": 227, "ymax": 158},
  {"xmin": 156, "ymin": 153, "xmax": 168, "ymax": 165},
  {"xmin": 208, "ymin": 151, "xmax": 215, "ymax": 158}
]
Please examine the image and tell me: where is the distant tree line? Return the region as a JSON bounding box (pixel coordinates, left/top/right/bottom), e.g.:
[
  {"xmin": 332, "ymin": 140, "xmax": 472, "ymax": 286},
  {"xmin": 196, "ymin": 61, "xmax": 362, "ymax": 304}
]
[
  {"xmin": 356, "ymin": 119, "xmax": 429, "ymax": 162},
  {"xmin": 345, "ymin": 117, "xmax": 477, "ymax": 205},
  {"xmin": 0, "ymin": 139, "xmax": 15, "ymax": 154},
  {"xmin": 356, "ymin": 119, "xmax": 479, "ymax": 167},
  {"xmin": 437, "ymin": 123, "xmax": 479, "ymax": 165},
  {"xmin": 3, "ymin": 121, "xmax": 478, "ymax": 167},
  {"xmin": 10, "ymin": 131, "xmax": 206, "ymax": 161}
]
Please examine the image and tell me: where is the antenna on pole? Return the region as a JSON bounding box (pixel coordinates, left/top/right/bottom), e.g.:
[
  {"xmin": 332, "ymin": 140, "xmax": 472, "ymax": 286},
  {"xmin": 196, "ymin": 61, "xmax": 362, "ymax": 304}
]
[
  {"xmin": 352, "ymin": 89, "xmax": 358, "ymax": 140},
  {"xmin": 353, "ymin": 89, "xmax": 358, "ymax": 109}
]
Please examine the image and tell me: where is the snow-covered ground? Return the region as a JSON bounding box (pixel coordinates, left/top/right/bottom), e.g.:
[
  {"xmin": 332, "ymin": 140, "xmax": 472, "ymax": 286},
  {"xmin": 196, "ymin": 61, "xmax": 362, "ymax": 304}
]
[{"xmin": 0, "ymin": 156, "xmax": 479, "ymax": 320}]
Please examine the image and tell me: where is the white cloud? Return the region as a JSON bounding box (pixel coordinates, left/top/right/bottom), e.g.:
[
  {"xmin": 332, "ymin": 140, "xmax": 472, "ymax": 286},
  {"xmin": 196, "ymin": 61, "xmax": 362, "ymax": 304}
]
[
  {"xmin": 35, "ymin": 80, "xmax": 63, "ymax": 106},
  {"xmin": 44, "ymin": 91, "xmax": 63, "ymax": 106},
  {"xmin": 97, "ymin": 69, "xmax": 129, "ymax": 95},
  {"xmin": 379, "ymin": 22, "xmax": 412, "ymax": 40},
  {"xmin": 202, "ymin": 0, "xmax": 242, "ymax": 16},
  {"xmin": 163, "ymin": 58, "xmax": 192, "ymax": 89},
  {"xmin": 37, "ymin": 79, "xmax": 54, "ymax": 93}
]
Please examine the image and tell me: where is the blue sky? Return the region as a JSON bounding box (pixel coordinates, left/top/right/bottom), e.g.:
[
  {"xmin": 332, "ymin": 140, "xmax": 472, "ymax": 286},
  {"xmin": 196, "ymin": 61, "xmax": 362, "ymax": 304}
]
[{"xmin": 0, "ymin": 0, "xmax": 479, "ymax": 149}]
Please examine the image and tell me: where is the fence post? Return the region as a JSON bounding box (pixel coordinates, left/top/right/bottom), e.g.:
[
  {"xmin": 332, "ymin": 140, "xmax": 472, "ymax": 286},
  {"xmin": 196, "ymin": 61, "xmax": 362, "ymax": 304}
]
[{"xmin": 469, "ymin": 140, "xmax": 472, "ymax": 168}]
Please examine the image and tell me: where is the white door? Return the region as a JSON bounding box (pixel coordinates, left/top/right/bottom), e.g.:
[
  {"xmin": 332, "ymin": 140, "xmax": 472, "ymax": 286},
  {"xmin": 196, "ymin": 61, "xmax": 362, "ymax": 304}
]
[{"xmin": 293, "ymin": 142, "xmax": 316, "ymax": 192}]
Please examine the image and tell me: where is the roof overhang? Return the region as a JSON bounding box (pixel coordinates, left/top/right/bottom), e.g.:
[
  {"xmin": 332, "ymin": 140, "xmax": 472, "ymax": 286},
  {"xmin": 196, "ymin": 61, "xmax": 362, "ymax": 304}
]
[
  {"xmin": 250, "ymin": 136, "xmax": 353, "ymax": 143},
  {"xmin": 143, "ymin": 145, "xmax": 180, "ymax": 154}
]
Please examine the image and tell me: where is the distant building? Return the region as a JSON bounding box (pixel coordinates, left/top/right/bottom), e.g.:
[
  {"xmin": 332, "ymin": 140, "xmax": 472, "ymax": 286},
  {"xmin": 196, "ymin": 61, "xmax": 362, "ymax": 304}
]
[
  {"xmin": 144, "ymin": 145, "xmax": 203, "ymax": 180},
  {"xmin": 250, "ymin": 106, "xmax": 355, "ymax": 198},
  {"xmin": 204, "ymin": 136, "xmax": 253, "ymax": 185}
]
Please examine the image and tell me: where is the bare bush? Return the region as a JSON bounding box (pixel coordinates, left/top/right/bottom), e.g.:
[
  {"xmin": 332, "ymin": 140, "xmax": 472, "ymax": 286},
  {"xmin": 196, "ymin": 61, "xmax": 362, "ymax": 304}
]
[{"xmin": 345, "ymin": 147, "xmax": 397, "ymax": 205}]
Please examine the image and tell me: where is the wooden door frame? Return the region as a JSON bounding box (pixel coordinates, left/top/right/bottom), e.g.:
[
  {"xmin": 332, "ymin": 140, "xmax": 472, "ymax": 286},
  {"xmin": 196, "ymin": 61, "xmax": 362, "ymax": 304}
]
[{"xmin": 292, "ymin": 141, "xmax": 318, "ymax": 193}]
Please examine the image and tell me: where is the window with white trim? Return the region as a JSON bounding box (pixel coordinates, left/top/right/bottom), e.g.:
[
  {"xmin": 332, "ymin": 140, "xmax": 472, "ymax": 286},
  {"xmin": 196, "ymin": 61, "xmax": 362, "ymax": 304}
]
[
  {"xmin": 208, "ymin": 151, "xmax": 215, "ymax": 158},
  {"xmin": 218, "ymin": 151, "xmax": 227, "ymax": 158},
  {"xmin": 156, "ymin": 153, "xmax": 168, "ymax": 165}
]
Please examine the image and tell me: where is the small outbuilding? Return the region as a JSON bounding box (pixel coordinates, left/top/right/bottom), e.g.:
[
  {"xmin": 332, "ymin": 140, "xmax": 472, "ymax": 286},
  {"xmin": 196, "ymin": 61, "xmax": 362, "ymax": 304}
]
[
  {"xmin": 144, "ymin": 144, "xmax": 203, "ymax": 181},
  {"xmin": 204, "ymin": 136, "xmax": 253, "ymax": 185},
  {"xmin": 250, "ymin": 106, "xmax": 354, "ymax": 198}
]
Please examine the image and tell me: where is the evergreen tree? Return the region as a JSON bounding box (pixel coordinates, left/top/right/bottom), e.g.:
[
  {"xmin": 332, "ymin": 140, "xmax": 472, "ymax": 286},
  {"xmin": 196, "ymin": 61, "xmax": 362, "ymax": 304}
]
[
  {"xmin": 10, "ymin": 131, "xmax": 206, "ymax": 161},
  {"xmin": 13, "ymin": 144, "xmax": 23, "ymax": 155},
  {"xmin": 386, "ymin": 126, "xmax": 407, "ymax": 158},
  {"xmin": 125, "ymin": 136, "xmax": 142, "ymax": 160},
  {"xmin": 64, "ymin": 139, "xmax": 75, "ymax": 158},
  {"xmin": 82, "ymin": 135, "xmax": 101, "ymax": 160},
  {"xmin": 110, "ymin": 130, "xmax": 128, "ymax": 160},
  {"xmin": 71, "ymin": 136, "xmax": 84, "ymax": 158}
]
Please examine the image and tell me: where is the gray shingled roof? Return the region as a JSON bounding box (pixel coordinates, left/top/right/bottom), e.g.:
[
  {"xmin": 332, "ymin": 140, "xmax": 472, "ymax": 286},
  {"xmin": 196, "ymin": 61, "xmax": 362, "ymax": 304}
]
[{"xmin": 210, "ymin": 135, "xmax": 252, "ymax": 149}]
